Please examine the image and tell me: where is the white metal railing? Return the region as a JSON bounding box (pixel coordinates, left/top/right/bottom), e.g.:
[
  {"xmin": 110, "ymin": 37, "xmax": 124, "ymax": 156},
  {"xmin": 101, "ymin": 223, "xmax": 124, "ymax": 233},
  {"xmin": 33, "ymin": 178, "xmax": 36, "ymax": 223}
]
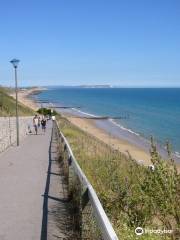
[{"xmin": 55, "ymin": 120, "xmax": 119, "ymax": 240}]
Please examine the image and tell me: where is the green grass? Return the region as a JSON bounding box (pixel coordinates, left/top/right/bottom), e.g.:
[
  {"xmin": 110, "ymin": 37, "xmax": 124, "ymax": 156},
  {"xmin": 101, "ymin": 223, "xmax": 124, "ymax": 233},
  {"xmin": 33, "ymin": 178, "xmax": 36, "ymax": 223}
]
[
  {"xmin": 58, "ymin": 116, "xmax": 180, "ymax": 240},
  {"xmin": 0, "ymin": 87, "xmax": 35, "ymax": 116}
]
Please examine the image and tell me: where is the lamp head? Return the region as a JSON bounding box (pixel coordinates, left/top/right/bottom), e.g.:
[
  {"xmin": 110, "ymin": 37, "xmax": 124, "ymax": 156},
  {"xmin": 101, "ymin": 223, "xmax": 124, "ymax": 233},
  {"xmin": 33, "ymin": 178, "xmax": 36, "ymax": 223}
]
[{"xmin": 10, "ymin": 58, "xmax": 20, "ymax": 68}]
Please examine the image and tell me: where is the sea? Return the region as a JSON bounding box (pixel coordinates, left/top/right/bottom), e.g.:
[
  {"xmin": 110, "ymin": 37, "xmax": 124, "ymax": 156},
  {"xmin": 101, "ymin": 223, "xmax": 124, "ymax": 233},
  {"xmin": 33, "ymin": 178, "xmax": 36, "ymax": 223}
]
[{"xmin": 35, "ymin": 87, "xmax": 180, "ymax": 160}]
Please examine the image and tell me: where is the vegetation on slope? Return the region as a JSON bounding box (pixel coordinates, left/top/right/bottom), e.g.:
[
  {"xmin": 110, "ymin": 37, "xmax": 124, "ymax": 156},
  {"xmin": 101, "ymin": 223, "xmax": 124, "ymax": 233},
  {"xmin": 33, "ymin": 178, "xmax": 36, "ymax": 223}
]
[
  {"xmin": 37, "ymin": 107, "xmax": 58, "ymax": 116},
  {"xmin": 58, "ymin": 117, "xmax": 180, "ymax": 240},
  {"xmin": 0, "ymin": 87, "xmax": 35, "ymax": 116}
]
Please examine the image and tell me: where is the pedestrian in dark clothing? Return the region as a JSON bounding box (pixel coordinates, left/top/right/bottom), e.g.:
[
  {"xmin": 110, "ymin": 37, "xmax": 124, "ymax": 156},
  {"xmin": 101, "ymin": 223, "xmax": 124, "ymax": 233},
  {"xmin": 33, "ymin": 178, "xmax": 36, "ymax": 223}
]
[
  {"xmin": 38, "ymin": 116, "xmax": 41, "ymax": 128},
  {"xmin": 41, "ymin": 117, "xmax": 46, "ymax": 133}
]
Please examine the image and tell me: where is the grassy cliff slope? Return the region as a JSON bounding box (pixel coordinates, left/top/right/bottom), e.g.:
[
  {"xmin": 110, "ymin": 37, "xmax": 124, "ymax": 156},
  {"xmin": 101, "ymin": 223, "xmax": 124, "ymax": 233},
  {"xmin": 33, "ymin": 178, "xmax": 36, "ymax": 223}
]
[
  {"xmin": 58, "ymin": 116, "xmax": 180, "ymax": 240},
  {"xmin": 0, "ymin": 87, "xmax": 35, "ymax": 116}
]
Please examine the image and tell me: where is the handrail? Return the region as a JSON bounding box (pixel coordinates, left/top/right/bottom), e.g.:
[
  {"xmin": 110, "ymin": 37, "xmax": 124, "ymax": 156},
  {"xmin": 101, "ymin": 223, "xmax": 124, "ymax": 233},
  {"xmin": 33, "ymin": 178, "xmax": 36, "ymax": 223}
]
[{"xmin": 55, "ymin": 121, "xmax": 119, "ymax": 240}]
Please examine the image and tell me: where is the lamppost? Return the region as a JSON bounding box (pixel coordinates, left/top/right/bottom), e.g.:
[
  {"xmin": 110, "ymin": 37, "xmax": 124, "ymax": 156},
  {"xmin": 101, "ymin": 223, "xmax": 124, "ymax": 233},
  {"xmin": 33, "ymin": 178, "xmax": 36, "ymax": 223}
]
[{"xmin": 10, "ymin": 58, "xmax": 20, "ymax": 146}]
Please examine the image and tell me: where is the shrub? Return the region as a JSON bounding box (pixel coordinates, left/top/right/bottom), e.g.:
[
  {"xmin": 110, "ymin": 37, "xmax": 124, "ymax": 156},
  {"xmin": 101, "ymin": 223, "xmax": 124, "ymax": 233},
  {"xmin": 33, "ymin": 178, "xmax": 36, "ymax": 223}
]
[{"xmin": 37, "ymin": 107, "xmax": 57, "ymax": 116}]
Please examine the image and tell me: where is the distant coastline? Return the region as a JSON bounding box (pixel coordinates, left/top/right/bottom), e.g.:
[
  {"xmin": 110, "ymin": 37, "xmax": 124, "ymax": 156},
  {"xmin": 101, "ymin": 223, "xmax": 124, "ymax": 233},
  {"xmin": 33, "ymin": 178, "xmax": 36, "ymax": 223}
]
[
  {"xmin": 46, "ymin": 85, "xmax": 112, "ymax": 88},
  {"xmin": 32, "ymin": 85, "xmax": 180, "ymax": 89},
  {"xmin": 76, "ymin": 84, "xmax": 112, "ymax": 88}
]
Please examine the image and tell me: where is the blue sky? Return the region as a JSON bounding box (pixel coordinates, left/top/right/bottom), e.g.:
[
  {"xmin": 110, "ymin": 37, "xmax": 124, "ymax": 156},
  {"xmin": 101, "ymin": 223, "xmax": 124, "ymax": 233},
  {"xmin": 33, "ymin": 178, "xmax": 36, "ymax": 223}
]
[{"xmin": 0, "ymin": 0, "xmax": 180, "ymax": 87}]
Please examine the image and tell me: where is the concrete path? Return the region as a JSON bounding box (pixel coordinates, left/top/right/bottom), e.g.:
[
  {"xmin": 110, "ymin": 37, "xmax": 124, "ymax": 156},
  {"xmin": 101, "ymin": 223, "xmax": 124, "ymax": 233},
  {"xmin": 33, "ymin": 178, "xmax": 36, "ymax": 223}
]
[
  {"xmin": 41, "ymin": 122, "xmax": 77, "ymax": 240},
  {"xmin": 0, "ymin": 121, "xmax": 75, "ymax": 240}
]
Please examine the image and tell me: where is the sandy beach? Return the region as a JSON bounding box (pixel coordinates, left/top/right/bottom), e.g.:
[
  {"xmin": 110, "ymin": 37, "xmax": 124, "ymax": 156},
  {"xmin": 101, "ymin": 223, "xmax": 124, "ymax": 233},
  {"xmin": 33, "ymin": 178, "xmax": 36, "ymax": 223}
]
[
  {"xmin": 11, "ymin": 88, "xmax": 180, "ymax": 168},
  {"xmin": 66, "ymin": 116, "xmax": 152, "ymax": 166},
  {"xmin": 10, "ymin": 87, "xmax": 45, "ymax": 111},
  {"xmin": 62, "ymin": 116, "xmax": 180, "ymax": 170}
]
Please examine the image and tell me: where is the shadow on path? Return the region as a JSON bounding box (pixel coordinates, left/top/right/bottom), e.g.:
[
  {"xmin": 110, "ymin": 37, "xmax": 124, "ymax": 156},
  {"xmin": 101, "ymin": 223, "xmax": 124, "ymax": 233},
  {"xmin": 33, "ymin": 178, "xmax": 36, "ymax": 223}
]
[
  {"xmin": 40, "ymin": 123, "xmax": 53, "ymax": 240},
  {"xmin": 40, "ymin": 123, "xmax": 77, "ymax": 240}
]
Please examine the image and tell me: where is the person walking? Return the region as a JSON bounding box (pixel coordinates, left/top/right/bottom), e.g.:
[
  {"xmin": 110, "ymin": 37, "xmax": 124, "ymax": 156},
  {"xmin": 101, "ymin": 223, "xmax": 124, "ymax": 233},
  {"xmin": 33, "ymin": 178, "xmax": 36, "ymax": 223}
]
[
  {"xmin": 41, "ymin": 116, "xmax": 46, "ymax": 133},
  {"xmin": 38, "ymin": 116, "xmax": 41, "ymax": 128},
  {"xmin": 52, "ymin": 115, "xmax": 56, "ymax": 121},
  {"xmin": 33, "ymin": 115, "xmax": 39, "ymax": 135}
]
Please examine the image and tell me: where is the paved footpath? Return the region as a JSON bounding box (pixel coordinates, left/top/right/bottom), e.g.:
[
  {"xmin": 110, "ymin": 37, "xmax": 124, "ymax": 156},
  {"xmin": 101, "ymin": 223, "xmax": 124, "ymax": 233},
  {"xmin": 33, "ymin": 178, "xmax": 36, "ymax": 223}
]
[{"xmin": 0, "ymin": 121, "xmax": 75, "ymax": 240}]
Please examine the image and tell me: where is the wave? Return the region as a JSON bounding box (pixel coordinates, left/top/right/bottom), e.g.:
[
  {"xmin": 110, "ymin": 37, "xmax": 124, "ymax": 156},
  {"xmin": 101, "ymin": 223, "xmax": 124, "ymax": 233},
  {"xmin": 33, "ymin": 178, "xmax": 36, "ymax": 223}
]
[
  {"xmin": 71, "ymin": 108, "xmax": 100, "ymax": 118},
  {"xmin": 175, "ymin": 151, "xmax": 180, "ymax": 158},
  {"xmin": 71, "ymin": 107, "xmax": 140, "ymax": 137},
  {"xmin": 109, "ymin": 118, "xmax": 140, "ymax": 136}
]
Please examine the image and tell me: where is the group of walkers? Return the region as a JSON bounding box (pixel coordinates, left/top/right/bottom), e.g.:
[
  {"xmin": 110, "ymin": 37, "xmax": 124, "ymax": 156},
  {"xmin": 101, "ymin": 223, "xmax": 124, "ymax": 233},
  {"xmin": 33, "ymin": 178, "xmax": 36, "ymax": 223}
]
[{"xmin": 33, "ymin": 115, "xmax": 47, "ymax": 135}]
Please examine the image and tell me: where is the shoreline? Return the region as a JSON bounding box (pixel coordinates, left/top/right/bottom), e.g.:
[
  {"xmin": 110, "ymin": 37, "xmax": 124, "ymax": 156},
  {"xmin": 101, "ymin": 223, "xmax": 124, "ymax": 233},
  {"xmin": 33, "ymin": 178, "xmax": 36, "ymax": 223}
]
[
  {"xmin": 62, "ymin": 113, "xmax": 180, "ymax": 170},
  {"xmin": 66, "ymin": 116, "xmax": 152, "ymax": 166},
  {"xmin": 53, "ymin": 108, "xmax": 152, "ymax": 165},
  {"xmin": 10, "ymin": 87, "xmax": 45, "ymax": 111},
  {"xmin": 14, "ymin": 88, "xmax": 180, "ymax": 169}
]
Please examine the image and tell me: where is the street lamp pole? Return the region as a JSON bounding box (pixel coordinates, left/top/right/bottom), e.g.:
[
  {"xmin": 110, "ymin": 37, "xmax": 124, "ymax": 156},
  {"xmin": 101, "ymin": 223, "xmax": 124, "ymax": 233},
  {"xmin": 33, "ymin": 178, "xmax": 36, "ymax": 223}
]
[{"xmin": 10, "ymin": 58, "xmax": 20, "ymax": 146}]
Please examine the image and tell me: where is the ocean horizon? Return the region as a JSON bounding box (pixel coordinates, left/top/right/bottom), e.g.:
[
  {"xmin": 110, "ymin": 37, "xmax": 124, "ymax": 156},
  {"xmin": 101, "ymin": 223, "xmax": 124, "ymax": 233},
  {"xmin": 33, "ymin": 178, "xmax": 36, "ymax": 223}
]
[{"xmin": 35, "ymin": 86, "xmax": 180, "ymax": 158}]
